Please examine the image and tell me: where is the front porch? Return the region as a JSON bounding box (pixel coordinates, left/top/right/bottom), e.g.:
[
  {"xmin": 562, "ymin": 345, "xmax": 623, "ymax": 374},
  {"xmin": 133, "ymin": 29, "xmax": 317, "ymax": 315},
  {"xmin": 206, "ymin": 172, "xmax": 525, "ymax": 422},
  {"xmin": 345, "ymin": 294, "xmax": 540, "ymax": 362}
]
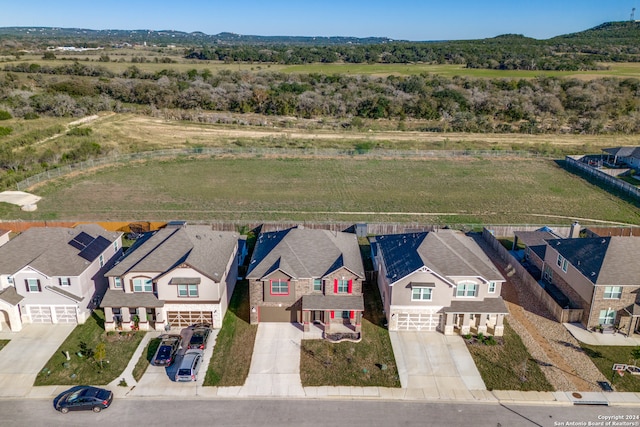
[
  {"xmin": 101, "ymin": 289, "xmax": 165, "ymax": 331},
  {"xmin": 440, "ymin": 298, "xmax": 509, "ymax": 337},
  {"xmin": 301, "ymin": 294, "xmax": 364, "ymax": 336}
]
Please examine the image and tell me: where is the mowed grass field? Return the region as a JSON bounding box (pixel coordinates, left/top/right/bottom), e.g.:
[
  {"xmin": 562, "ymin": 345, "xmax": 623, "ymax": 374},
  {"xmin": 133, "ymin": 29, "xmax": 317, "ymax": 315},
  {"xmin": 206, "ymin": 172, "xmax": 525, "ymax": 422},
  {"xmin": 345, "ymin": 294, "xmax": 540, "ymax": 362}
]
[
  {"xmin": 7, "ymin": 54, "xmax": 640, "ymax": 79},
  {"xmin": 4, "ymin": 155, "xmax": 639, "ymax": 225}
]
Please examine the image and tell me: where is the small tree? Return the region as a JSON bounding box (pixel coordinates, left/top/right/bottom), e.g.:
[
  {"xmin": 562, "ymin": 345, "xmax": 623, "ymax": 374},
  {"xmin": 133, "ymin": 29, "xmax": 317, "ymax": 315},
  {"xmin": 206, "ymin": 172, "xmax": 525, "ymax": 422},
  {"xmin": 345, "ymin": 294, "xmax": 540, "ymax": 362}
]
[
  {"xmin": 630, "ymin": 347, "xmax": 640, "ymax": 366},
  {"xmin": 94, "ymin": 342, "xmax": 107, "ymax": 369}
]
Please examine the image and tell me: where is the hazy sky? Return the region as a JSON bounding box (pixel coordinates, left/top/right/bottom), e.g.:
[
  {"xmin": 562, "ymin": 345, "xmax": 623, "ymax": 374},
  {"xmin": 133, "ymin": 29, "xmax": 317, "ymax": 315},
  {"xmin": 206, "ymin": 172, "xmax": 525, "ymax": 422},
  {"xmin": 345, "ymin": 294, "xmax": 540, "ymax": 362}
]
[{"xmin": 1, "ymin": 0, "xmax": 637, "ymax": 41}]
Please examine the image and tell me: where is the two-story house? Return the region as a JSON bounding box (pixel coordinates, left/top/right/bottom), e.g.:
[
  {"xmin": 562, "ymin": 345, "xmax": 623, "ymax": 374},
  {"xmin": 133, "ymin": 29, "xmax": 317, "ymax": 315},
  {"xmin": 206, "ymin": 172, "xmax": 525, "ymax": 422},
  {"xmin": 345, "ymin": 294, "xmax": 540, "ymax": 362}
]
[
  {"xmin": 246, "ymin": 227, "xmax": 365, "ymax": 335},
  {"xmin": 0, "ymin": 224, "xmax": 122, "ymax": 331},
  {"xmin": 102, "ymin": 222, "xmax": 239, "ymax": 331},
  {"xmin": 541, "ymin": 236, "xmax": 640, "ymax": 332},
  {"xmin": 370, "ymin": 230, "xmax": 508, "ymax": 336}
]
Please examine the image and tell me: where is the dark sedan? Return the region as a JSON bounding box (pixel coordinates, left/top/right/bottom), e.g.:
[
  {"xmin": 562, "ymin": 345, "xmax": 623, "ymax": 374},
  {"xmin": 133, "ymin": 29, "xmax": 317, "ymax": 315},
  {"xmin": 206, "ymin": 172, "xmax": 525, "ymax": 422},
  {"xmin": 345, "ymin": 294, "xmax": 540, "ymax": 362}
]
[
  {"xmin": 54, "ymin": 386, "xmax": 113, "ymax": 414},
  {"xmin": 187, "ymin": 324, "xmax": 211, "ymax": 350},
  {"xmin": 152, "ymin": 334, "xmax": 182, "ymax": 366}
]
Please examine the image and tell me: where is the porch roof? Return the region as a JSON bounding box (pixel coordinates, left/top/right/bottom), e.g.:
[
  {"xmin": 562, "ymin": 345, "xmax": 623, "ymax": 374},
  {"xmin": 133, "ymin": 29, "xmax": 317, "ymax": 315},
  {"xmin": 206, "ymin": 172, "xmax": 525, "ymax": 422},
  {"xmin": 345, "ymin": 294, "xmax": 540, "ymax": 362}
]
[
  {"xmin": 440, "ymin": 297, "xmax": 508, "ymax": 314},
  {"xmin": 169, "ymin": 277, "xmax": 202, "ymax": 285},
  {"xmin": 101, "ymin": 288, "xmax": 164, "ymax": 308},
  {"xmin": 0, "ymin": 286, "xmax": 23, "ymax": 306},
  {"xmin": 624, "ymin": 304, "xmax": 640, "ymax": 317},
  {"xmin": 302, "ymin": 294, "xmax": 364, "ymax": 311}
]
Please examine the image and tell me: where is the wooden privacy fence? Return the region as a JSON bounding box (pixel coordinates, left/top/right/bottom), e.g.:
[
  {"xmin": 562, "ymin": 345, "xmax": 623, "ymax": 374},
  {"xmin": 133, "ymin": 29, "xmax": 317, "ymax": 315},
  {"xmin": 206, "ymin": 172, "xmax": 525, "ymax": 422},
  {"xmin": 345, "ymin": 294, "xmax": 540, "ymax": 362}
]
[{"xmin": 482, "ymin": 227, "xmax": 583, "ymax": 324}]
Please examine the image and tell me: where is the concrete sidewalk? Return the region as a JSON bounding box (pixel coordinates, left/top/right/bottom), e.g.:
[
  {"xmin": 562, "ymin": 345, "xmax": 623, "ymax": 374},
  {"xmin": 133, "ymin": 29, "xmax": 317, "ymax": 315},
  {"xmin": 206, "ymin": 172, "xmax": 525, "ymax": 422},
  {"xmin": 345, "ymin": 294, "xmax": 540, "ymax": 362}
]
[{"xmin": 564, "ymin": 323, "xmax": 640, "ymax": 346}]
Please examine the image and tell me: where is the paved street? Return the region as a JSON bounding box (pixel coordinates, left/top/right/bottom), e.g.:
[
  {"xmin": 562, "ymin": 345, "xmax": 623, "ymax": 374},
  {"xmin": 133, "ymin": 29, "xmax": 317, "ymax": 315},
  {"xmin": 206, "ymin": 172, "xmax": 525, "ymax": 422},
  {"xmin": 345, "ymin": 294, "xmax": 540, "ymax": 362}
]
[
  {"xmin": 3, "ymin": 398, "xmax": 640, "ymax": 427},
  {"xmin": 0, "ymin": 324, "xmax": 74, "ymax": 397}
]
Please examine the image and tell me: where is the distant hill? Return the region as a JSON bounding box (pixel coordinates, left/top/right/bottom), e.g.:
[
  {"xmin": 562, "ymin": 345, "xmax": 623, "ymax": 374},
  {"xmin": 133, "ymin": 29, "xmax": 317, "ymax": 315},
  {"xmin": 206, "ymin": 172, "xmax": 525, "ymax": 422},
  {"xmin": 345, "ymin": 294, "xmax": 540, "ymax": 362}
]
[{"xmin": 0, "ymin": 27, "xmax": 395, "ymax": 46}]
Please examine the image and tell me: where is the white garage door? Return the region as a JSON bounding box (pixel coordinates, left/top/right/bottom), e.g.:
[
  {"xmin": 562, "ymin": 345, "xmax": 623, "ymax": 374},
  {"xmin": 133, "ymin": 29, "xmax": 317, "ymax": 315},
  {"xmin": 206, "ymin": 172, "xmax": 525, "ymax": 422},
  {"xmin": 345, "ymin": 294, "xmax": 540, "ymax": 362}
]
[
  {"xmin": 55, "ymin": 306, "xmax": 78, "ymax": 323},
  {"xmin": 396, "ymin": 313, "xmax": 439, "ymax": 331},
  {"xmin": 29, "ymin": 306, "xmax": 53, "ymax": 323},
  {"xmin": 167, "ymin": 311, "xmax": 213, "ymax": 328}
]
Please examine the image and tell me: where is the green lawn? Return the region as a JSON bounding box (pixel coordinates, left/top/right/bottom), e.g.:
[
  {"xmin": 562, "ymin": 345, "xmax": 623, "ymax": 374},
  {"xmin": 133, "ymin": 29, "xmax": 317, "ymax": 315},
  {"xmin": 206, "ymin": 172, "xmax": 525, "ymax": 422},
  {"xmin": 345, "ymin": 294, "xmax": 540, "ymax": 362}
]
[
  {"xmin": 466, "ymin": 320, "xmax": 554, "ymax": 391},
  {"xmin": 132, "ymin": 337, "xmax": 161, "ymax": 382},
  {"xmin": 580, "ymin": 344, "xmax": 640, "ymax": 392},
  {"xmin": 35, "ymin": 310, "xmax": 144, "ymax": 386},
  {"xmin": 204, "ymin": 280, "xmax": 257, "ymax": 386},
  {"xmin": 7, "ymin": 157, "xmax": 640, "ymax": 225},
  {"xmin": 0, "ymin": 340, "xmax": 9, "ymax": 352},
  {"xmin": 300, "ymin": 279, "xmax": 400, "ymax": 387}
]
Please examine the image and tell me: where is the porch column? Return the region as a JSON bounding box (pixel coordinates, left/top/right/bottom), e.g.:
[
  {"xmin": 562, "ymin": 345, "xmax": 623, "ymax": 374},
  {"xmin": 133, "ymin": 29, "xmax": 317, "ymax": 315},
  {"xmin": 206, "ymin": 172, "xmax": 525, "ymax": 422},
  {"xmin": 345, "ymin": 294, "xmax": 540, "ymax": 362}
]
[
  {"xmin": 156, "ymin": 308, "xmax": 166, "ymax": 331},
  {"xmin": 355, "ymin": 311, "xmax": 362, "ymax": 334},
  {"xmin": 444, "ymin": 313, "xmax": 455, "ymax": 335},
  {"xmin": 494, "ymin": 314, "xmax": 504, "ymax": 337},
  {"xmin": 122, "ymin": 307, "xmax": 131, "ymax": 331},
  {"xmin": 303, "ymin": 310, "xmax": 310, "ymax": 332},
  {"xmin": 137, "ymin": 307, "xmax": 148, "ymax": 331},
  {"xmin": 324, "ymin": 310, "xmax": 332, "ymax": 333},
  {"xmin": 477, "ymin": 314, "xmax": 488, "ymax": 335},
  {"xmin": 460, "ymin": 313, "xmax": 471, "ymax": 335},
  {"xmin": 104, "ymin": 307, "xmax": 115, "ymax": 331}
]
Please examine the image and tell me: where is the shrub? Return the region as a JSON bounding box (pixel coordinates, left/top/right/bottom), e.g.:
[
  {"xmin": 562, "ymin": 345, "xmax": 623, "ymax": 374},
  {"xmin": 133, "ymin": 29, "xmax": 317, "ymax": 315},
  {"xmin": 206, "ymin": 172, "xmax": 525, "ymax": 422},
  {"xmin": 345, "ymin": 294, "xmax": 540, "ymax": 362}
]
[
  {"xmin": 0, "ymin": 110, "xmax": 12, "ymax": 120},
  {"xmin": 23, "ymin": 112, "xmax": 39, "ymax": 120},
  {"xmin": 67, "ymin": 127, "xmax": 92, "ymax": 137},
  {"xmin": 0, "ymin": 126, "xmax": 12, "ymax": 137}
]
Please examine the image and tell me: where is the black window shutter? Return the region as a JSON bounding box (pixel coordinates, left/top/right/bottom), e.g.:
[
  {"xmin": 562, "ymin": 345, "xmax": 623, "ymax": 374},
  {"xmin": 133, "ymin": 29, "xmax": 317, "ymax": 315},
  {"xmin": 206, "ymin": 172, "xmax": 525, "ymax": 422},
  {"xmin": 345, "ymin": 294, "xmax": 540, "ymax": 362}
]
[
  {"xmin": 37, "ymin": 279, "xmax": 41, "ymax": 292},
  {"xmin": 25, "ymin": 279, "xmax": 29, "ymax": 292}
]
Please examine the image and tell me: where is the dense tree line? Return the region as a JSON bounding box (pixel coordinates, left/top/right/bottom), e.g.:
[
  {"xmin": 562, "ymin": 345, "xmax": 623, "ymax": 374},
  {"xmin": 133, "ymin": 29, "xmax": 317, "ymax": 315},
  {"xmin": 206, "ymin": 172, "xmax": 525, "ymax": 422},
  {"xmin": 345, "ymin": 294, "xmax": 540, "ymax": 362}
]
[{"xmin": 2, "ymin": 63, "xmax": 640, "ymax": 135}]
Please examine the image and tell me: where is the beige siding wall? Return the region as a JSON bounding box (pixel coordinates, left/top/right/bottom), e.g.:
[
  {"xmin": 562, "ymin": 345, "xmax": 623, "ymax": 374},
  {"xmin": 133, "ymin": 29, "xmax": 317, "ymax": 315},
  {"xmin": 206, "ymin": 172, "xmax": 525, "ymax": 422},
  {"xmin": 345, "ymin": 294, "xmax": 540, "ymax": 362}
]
[
  {"xmin": 544, "ymin": 247, "xmax": 594, "ymax": 303},
  {"xmin": 390, "ymin": 271, "xmax": 453, "ymax": 306},
  {"xmin": 156, "ymin": 268, "xmax": 218, "ymax": 301}
]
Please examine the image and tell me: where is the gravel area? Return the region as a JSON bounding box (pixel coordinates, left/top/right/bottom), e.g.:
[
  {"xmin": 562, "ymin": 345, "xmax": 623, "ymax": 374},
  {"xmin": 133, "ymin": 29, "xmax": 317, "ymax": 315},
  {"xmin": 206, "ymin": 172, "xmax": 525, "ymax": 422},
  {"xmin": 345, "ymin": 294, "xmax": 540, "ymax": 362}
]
[{"xmin": 476, "ymin": 235, "xmax": 608, "ymax": 392}]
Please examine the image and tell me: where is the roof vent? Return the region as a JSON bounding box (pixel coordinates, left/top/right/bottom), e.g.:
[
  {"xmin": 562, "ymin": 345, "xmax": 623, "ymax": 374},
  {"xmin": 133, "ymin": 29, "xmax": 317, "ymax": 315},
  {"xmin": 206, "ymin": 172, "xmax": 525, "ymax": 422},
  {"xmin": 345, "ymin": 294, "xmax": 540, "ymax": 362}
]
[
  {"xmin": 196, "ymin": 235, "xmax": 201, "ymax": 240},
  {"xmin": 601, "ymin": 239, "xmax": 606, "ymax": 244}
]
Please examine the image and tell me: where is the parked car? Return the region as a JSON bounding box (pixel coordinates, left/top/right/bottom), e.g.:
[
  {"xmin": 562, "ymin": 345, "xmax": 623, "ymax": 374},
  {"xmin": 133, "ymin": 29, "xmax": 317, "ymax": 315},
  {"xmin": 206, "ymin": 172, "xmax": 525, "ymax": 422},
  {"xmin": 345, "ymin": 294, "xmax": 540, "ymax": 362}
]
[
  {"xmin": 151, "ymin": 334, "xmax": 181, "ymax": 367},
  {"xmin": 188, "ymin": 324, "xmax": 211, "ymax": 350},
  {"xmin": 175, "ymin": 349, "xmax": 203, "ymax": 382},
  {"xmin": 54, "ymin": 386, "xmax": 113, "ymax": 414}
]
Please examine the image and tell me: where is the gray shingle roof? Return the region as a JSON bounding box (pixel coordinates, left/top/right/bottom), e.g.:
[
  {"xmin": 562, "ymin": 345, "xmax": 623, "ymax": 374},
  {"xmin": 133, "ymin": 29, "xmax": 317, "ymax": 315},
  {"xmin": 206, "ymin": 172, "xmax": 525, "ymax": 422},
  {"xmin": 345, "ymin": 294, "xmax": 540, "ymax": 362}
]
[
  {"xmin": 247, "ymin": 227, "xmax": 364, "ymax": 280},
  {"xmin": 101, "ymin": 288, "xmax": 164, "ymax": 307},
  {"xmin": 441, "ymin": 297, "xmax": 508, "ymax": 314},
  {"xmin": 603, "ymin": 146, "xmax": 640, "ymax": 159},
  {"xmin": 514, "ymin": 230, "xmax": 561, "ymax": 260},
  {"xmin": 0, "ymin": 224, "xmax": 120, "ymax": 277},
  {"xmin": 548, "ymin": 236, "xmax": 640, "ymax": 285},
  {"xmin": 302, "ymin": 295, "xmax": 364, "ymax": 311},
  {"xmin": 372, "ymin": 230, "xmax": 504, "ymax": 285},
  {"xmin": 0, "ymin": 286, "xmax": 23, "ymax": 305},
  {"xmin": 106, "ymin": 226, "xmax": 238, "ymax": 282}
]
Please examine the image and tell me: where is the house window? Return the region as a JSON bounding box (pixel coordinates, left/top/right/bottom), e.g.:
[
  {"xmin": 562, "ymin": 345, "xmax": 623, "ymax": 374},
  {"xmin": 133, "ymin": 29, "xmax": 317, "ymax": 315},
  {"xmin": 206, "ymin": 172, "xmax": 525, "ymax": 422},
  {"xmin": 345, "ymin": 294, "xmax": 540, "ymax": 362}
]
[
  {"xmin": 603, "ymin": 286, "xmax": 622, "ymax": 299},
  {"xmin": 543, "ymin": 265, "xmax": 553, "ymax": 282},
  {"xmin": 337, "ymin": 279, "xmax": 349, "ymax": 293},
  {"xmin": 133, "ymin": 278, "xmax": 153, "ymax": 293},
  {"xmin": 556, "ymin": 254, "xmax": 568, "ymax": 272},
  {"xmin": 411, "ymin": 287, "xmax": 432, "ymax": 301},
  {"xmin": 456, "ymin": 283, "xmax": 477, "ymax": 298},
  {"xmin": 99, "ymin": 254, "xmax": 104, "ymax": 268},
  {"xmin": 26, "ymin": 278, "xmax": 41, "ymax": 292},
  {"xmin": 59, "ymin": 277, "xmax": 71, "ymax": 287},
  {"xmin": 113, "ymin": 240, "xmax": 119, "ymax": 251},
  {"xmin": 114, "ymin": 277, "xmax": 122, "ymax": 288},
  {"xmin": 488, "ymin": 282, "xmax": 496, "ymax": 294},
  {"xmin": 598, "ymin": 309, "xmax": 615, "ymax": 325},
  {"xmin": 270, "ymin": 279, "xmax": 289, "ymax": 295},
  {"xmin": 178, "ymin": 284, "xmax": 199, "ymax": 298},
  {"xmin": 313, "ymin": 279, "xmax": 322, "ymax": 292},
  {"xmin": 7, "ymin": 276, "xmax": 13, "ymax": 284}
]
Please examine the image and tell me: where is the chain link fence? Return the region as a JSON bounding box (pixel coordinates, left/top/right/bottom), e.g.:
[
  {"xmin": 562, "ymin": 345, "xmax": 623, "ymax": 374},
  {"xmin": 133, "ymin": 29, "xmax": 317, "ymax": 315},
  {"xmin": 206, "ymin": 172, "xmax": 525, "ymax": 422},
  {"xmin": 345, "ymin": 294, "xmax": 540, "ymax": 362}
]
[{"xmin": 16, "ymin": 147, "xmax": 542, "ymax": 191}]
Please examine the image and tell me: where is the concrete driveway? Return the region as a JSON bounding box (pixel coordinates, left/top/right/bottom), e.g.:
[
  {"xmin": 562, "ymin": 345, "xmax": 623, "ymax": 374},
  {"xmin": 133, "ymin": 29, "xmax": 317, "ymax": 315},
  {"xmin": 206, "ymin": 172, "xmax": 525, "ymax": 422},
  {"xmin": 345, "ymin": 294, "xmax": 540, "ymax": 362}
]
[
  {"xmin": 240, "ymin": 323, "xmax": 304, "ymax": 397},
  {"xmin": 390, "ymin": 331, "xmax": 485, "ymax": 399},
  {"xmin": 0, "ymin": 323, "xmax": 75, "ymax": 397}
]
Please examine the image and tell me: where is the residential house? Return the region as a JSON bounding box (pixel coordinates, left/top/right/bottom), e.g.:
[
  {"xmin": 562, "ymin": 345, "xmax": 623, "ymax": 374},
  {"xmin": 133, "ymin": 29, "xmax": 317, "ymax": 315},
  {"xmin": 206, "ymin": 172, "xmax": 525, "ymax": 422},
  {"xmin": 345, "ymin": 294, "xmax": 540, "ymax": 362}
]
[
  {"xmin": 102, "ymin": 223, "xmax": 239, "ymax": 331},
  {"xmin": 0, "ymin": 224, "xmax": 122, "ymax": 331},
  {"xmin": 513, "ymin": 226, "xmax": 564, "ymax": 275},
  {"xmin": 541, "ymin": 236, "xmax": 640, "ymax": 332},
  {"xmin": 370, "ymin": 230, "xmax": 508, "ymax": 336},
  {"xmin": 246, "ymin": 227, "xmax": 365, "ymax": 334},
  {"xmin": 602, "ymin": 146, "xmax": 640, "ymax": 169}
]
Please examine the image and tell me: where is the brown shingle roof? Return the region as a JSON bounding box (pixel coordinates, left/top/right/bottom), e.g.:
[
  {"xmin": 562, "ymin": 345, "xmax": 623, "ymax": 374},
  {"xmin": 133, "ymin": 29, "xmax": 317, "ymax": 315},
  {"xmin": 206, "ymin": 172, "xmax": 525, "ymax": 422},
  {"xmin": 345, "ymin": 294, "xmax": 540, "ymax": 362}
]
[
  {"xmin": 441, "ymin": 297, "xmax": 508, "ymax": 314},
  {"xmin": 101, "ymin": 289, "xmax": 164, "ymax": 308},
  {"xmin": 302, "ymin": 295, "xmax": 364, "ymax": 311}
]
